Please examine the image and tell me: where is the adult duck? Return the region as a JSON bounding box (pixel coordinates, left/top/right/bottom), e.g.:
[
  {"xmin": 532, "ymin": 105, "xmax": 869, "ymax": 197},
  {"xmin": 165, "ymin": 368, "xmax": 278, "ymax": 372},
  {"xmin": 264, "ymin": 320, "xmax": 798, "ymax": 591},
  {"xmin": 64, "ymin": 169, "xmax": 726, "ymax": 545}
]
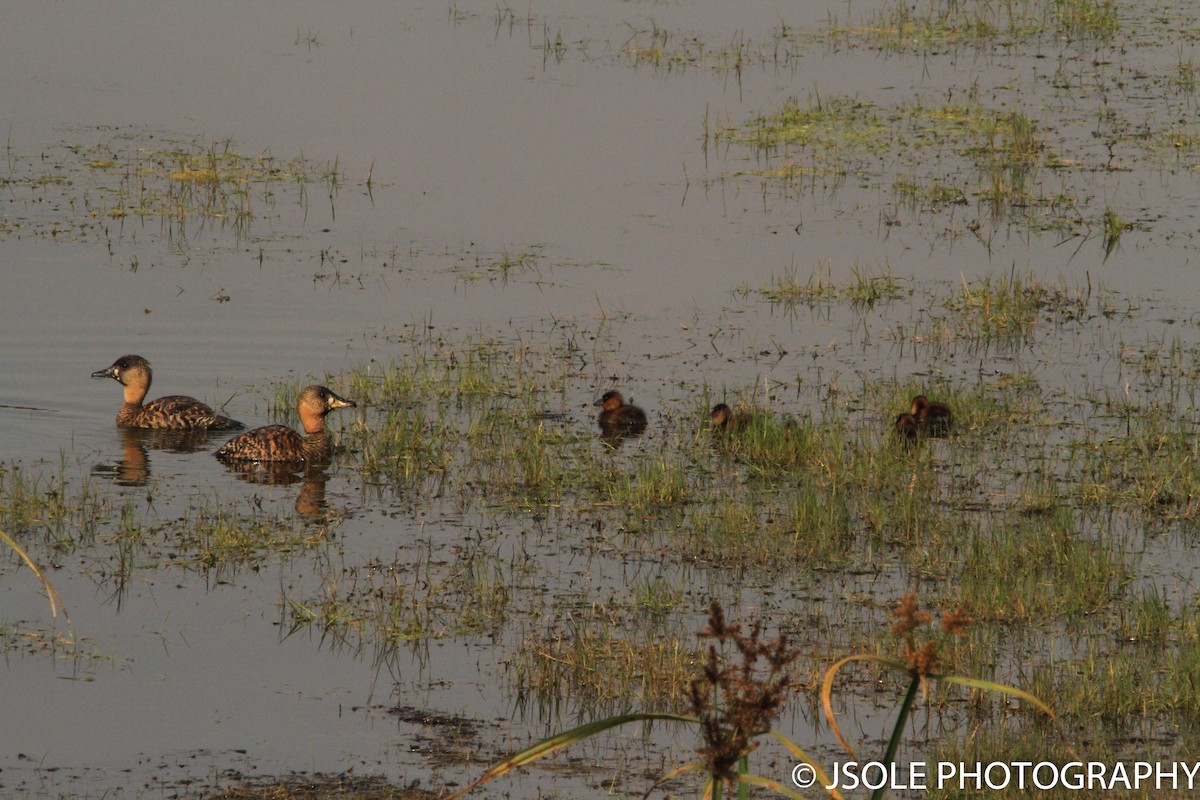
[
  {"xmin": 215, "ymin": 385, "xmax": 355, "ymax": 464},
  {"xmin": 92, "ymin": 354, "xmax": 242, "ymax": 430}
]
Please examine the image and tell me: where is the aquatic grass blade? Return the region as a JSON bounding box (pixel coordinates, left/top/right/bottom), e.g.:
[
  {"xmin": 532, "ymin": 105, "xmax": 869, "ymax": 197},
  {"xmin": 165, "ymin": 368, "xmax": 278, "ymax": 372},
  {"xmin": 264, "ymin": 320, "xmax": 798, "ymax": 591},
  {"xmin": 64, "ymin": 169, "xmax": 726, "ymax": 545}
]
[
  {"xmin": 822, "ymin": 652, "xmax": 1078, "ymax": 800},
  {"xmin": 644, "ymin": 762, "xmax": 708, "ymax": 798},
  {"xmin": 445, "ymin": 711, "xmax": 698, "ymax": 799},
  {"xmin": 820, "ymin": 653, "xmax": 909, "ymax": 759},
  {"xmin": 1, "ymin": 528, "xmax": 69, "ymax": 622},
  {"xmin": 769, "ymin": 731, "xmax": 845, "ymax": 800},
  {"xmin": 873, "ymin": 672, "xmax": 921, "ymax": 800},
  {"xmin": 737, "ymin": 771, "xmax": 812, "ymax": 799},
  {"xmin": 940, "ymin": 674, "xmax": 1078, "ymax": 758}
]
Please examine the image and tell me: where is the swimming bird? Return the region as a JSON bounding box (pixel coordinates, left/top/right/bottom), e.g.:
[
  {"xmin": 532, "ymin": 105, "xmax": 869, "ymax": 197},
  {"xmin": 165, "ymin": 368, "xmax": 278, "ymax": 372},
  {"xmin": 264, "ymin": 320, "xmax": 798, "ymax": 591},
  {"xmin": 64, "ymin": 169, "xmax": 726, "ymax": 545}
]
[
  {"xmin": 710, "ymin": 403, "xmax": 758, "ymax": 433},
  {"xmin": 215, "ymin": 385, "xmax": 355, "ymax": 464},
  {"xmin": 892, "ymin": 395, "xmax": 952, "ymax": 441},
  {"xmin": 92, "ymin": 354, "xmax": 243, "ymax": 430},
  {"xmin": 909, "ymin": 395, "xmax": 953, "ymax": 434},
  {"xmin": 893, "ymin": 412, "xmax": 921, "ymax": 441},
  {"xmin": 596, "ymin": 390, "xmax": 647, "ymax": 437}
]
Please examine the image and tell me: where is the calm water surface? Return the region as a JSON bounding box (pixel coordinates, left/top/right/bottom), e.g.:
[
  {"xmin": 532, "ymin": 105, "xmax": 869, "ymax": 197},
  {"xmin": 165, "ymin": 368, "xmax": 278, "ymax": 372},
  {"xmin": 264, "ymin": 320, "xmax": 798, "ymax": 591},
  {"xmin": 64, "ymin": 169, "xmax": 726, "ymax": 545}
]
[{"xmin": 4, "ymin": 1, "xmax": 1200, "ymax": 796}]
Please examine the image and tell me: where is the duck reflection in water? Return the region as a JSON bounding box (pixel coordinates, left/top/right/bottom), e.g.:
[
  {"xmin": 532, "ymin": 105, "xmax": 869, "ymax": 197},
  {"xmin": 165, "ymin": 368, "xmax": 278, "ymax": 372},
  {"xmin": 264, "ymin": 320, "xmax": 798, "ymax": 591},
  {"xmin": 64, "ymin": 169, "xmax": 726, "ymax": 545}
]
[
  {"xmin": 220, "ymin": 461, "xmax": 333, "ymax": 518},
  {"xmin": 595, "ymin": 390, "xmax": 647, "ymax": 448},
  {"xmin": 91, "ymin": 427, "xmax": 228, "ymax": 487}
]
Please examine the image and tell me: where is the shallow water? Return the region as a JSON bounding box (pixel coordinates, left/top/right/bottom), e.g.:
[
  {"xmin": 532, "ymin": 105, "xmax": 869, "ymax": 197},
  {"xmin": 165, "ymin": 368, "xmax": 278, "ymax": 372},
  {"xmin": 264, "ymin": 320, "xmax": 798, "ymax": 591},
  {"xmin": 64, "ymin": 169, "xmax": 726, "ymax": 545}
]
[{"xmin": 5, "ymin": 1, "xmax": 1200, "ymax": 797}]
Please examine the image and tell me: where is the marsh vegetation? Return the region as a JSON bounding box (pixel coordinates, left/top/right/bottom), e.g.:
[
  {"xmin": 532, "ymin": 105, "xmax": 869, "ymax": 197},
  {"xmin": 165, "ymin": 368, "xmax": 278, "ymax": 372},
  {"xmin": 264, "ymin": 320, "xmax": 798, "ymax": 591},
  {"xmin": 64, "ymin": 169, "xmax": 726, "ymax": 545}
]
[
  {"xmin": 6, "ymin": 0, "xmax": 1200, "ymax": 796},
  {"xmin": 8, "ymin": 263, "xmax": 1200, "ymax": 794}
]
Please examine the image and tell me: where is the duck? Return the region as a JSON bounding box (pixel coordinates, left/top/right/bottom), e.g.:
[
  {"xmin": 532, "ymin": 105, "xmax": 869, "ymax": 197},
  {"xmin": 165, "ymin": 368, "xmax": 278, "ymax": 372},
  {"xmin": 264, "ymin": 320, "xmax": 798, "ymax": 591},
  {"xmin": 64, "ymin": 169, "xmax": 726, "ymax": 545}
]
[
  {"xmin": 710, "ymin": 402, "xmax": 758, "ymax": 433},
  {"xmin": 909, "ymin": 395, "xmax": 952, "ymax": 434},
  {"xmin": 215, "ymin": 385, "xmax": 356, "ymax": 464},
  {"xmin": 92, "ymin": 354, "xmax": 243, "ymax": 430},
  {"xmin": 596, "ymin": 390, "xmax": 647, "ymax": 435},
  {"xmin": 893, "ymin": 412, "xmax": 921, "ymax": 441},
  {"xmin": 892, "ymin": 395, "xmax": 952, "ymax": 440}
]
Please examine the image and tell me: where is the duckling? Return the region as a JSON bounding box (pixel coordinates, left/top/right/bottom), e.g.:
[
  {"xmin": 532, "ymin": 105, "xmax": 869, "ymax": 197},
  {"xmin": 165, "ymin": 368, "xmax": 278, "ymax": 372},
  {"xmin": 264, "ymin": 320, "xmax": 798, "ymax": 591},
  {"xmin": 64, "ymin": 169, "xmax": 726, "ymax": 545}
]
[
  {"xmin": 215, "ymin": 385, "xmax": 356, "ymax": 464},
  {"xmin": 893, "ymin": 412, "xmax": 921, "ymax": 441},
  {"xmin": 710, "ymin": 403, "xmax": 758, "ymax": 433},
  {"xmin": 596, "ymin": 390, "xmax": 647, "ymax": 435},
  {"xmin": 92, "ymin": 354, "xmax": 243, "ymax": 430},
  {"xmin": 909, "ymin": 395, "xmax": 953, "ymax": 435}
]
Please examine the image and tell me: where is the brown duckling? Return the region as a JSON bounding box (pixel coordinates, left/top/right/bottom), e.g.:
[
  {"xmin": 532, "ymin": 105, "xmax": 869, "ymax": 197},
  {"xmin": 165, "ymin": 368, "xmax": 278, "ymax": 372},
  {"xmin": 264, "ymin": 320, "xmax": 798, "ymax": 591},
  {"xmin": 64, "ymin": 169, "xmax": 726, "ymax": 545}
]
[
  {"xmin": 92, "ymin": 354, "xmax": 243, "ymax": 430},
  {"xmin": 893, "ymin": 412, "xmax": 920, "ymax": 441},
  {"xmin": 596, "ymin": 390, "xmax": 647, "ymax": 434},
  {"xmin": 909, "ymin": 395, "xmax": 952, "ymax": 434},
  {"xmin": 710, "ymin": 403, "xmax": 757, "ymax": 433},
  {"xmin": 215, "ymin": 385, "xmax": 355, "ymax": 464}
]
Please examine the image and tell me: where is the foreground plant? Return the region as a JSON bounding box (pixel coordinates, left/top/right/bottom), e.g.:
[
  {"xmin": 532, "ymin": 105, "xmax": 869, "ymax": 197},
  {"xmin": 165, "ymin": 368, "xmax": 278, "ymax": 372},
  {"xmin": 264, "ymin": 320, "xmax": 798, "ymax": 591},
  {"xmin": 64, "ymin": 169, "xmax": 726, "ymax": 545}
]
[
  {"xmin": 446, "ymin": 601, "xmax": 827, "ymax": 799},
  {"xmin": 669, "ymin": 601, "xmax": 829, "ymax": 799},
  {"xmin": 822, "ymin": 594, "xmax": 1072, "ymax": 800},
  {"xmin": 448, "ymin": 595, "xmax": 1069, "ymax": 799}
]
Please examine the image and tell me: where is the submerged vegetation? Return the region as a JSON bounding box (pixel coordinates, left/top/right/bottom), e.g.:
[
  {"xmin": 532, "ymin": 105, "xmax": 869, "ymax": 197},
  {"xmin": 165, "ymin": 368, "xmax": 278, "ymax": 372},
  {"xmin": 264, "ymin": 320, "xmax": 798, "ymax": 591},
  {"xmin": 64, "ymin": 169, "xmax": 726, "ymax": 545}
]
[
  {"xmin": 675, "ymin": 0, "xmax": 1195, "ymax": 255},
  {"xmin": 711, "ymin": 94, "xmax": 1073, "ymax": 233},
  {"xmin": 0, "ymin": 134, "xmax": 345, "ymax": 247},
  {"xmin": 827, "ymin": 0, "xmax": 1120, "ymax": 50},
  {"xmin": 616, "ymin": 0, "xmax": 1126, "ymax": 72}
]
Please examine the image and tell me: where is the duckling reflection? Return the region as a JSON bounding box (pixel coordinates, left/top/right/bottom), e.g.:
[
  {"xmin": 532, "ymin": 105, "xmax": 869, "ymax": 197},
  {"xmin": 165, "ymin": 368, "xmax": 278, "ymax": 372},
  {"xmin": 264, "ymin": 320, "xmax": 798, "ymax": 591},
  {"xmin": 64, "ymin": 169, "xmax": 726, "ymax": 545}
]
[
  {"xmin": 90, "ymin": 427, "xmax": 226, "ymax": 486},
  {"xmin": 595, "ymin": 390, "xmax": 647, "ymax": 447},
  {"xmin": 92, "ymin": 354, "xmax": 243, "ymax": 430}
]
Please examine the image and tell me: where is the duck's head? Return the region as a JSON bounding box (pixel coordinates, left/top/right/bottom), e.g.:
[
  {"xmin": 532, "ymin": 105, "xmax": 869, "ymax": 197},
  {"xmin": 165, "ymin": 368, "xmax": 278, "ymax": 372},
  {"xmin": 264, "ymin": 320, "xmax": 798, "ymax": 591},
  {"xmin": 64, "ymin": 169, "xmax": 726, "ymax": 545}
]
[
  {"xmin": 92, "ymin": 354, "xmax": 151, "ymax": 385},
  {"xmin": 711, "ymin": 403, "xmax": 732, "ymax": 428},
  {"xmin": 93, "ymin": 355, "xmax": 153, "ymax": 403},
  {"xmin": 596, "ymin": 390, "xmax": 624, "ymax": 411},
  {"xmin": 894, "ymin": 412, "xmax": 919, "ymax": 439},
  {"xmin": 296, "ymin": 385, "xmax": 357, "ymax": 433}
]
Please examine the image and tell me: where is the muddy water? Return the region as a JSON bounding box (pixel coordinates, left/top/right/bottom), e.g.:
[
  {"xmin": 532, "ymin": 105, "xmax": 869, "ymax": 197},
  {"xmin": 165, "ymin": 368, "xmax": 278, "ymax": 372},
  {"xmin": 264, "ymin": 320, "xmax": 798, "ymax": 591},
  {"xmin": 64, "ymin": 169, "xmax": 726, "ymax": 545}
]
[{"xmin": 4, "ymin": 1, "xmax": 1200, "ymax": 797}]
